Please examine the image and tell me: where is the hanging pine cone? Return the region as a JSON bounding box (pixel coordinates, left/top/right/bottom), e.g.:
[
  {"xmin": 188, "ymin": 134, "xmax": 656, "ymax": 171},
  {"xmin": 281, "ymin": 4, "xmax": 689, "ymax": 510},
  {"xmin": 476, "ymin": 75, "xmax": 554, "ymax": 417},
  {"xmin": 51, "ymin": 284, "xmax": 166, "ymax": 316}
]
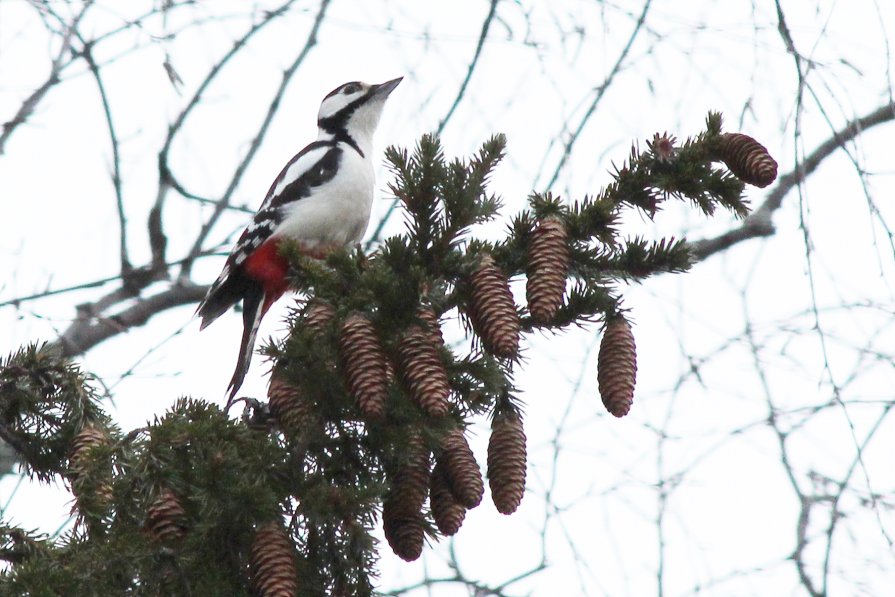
[
  {"xmin": 487, "ymin": 413, "xmax": 527, "ymax": 515},
  {"xmin": 69, "ymin": 424, "xmax": 107, "ymax": 478},
  {"xmin": 94, "ymin": 482, "xmax": 115, "ymax": 506},
  {"xmin": 716, "ymin": 132, "xmax": 778, "ymax": 188},
  {"xmin": 251, "ymin": 521, "xmax": 298, "ymax": 597},
  {"xmin": 268, "ymin": 371, "xmax": 314, "ymax": 432},
  {"xmin": 467, "ymin": 255, "xmax": 520, "ymax": 358},
  {"xmin": 396, "ymin": 325, "xmax": 450, "ymax": 417},
  {"xmin": 382, "ymin": 434, "xmax": 429, "ymax": 561},
  {"xmin": 439, "ymin": 428, "xmax": 484, "ymax": 509},
  {"xmin": 417, "ymin": 304, "xmax": 444, "ymax": 347},
  {"xmin": 386, "ymin": 431, "xmax": 431, "ymax": 516},
  {"xmin": 339, "ymin": 313, "xmax": 390, "ymax": 420},
  {"xmin": 68, "ymin": 424, "xmax": 112, "ymax": 506},
  {"xmin": 429, "ymin": 460, "xmax": 466, "ymax": 536},
  {"xmin": 146, "ymin": 488, "xmax": 188, "ymax": 543},
  {"xmin": 382, "ymin": 501, "xmax": 425, "ymax": 562},
  {"xmin": 303, "ymin": 299, "xmax": 335, "ymax": 334},
  {"xmin": 597, "ymin": 317, "xmax": 637, "ymax": 417},
  {"xmin": 526, "ymin": 217, "xmax": 569, "ymax": 324}
]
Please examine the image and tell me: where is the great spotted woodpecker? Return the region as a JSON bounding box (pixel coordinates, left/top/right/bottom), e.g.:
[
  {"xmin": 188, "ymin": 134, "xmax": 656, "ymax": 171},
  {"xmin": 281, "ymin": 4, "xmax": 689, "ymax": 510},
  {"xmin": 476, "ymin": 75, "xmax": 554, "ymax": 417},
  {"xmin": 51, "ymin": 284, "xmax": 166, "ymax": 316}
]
[{"xmin": 197, "ymin": 77, "xmax": 402, "ymax": 406}]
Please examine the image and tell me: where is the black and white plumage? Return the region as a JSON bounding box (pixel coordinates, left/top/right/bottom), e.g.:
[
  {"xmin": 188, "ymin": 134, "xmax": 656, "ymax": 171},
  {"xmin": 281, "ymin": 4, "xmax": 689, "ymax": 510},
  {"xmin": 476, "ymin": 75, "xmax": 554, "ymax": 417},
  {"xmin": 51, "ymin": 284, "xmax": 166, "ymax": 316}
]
[{"xmin": 197, "ymin": 77, "xmax": 402, "ymax": 406}]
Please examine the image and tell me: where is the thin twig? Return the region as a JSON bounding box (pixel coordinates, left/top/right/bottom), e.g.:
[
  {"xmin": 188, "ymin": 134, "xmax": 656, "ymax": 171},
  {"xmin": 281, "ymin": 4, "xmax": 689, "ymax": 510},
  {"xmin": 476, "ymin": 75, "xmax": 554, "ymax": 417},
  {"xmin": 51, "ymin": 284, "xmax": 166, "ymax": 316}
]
[
  {"xmin": 437, "ymin": 0, "xmax": 499, "ymax": 135},
  {"xmin": 0, "ymin": 247, "xmax": 223, "ymax": 310},
  {"xmin": 78, "ymin": 39, "xmax": 130, "ymax": 275},
  {"xmin": 0, "ymin": 1, "xmax": 93, "ymax": 155},
  {"xmin": 542, "ymin": 0, "xmax": 653, "ymax": 190},
  {"xmin": 156, "ymin": 0, "xmax": 301, "ymax": 197}
]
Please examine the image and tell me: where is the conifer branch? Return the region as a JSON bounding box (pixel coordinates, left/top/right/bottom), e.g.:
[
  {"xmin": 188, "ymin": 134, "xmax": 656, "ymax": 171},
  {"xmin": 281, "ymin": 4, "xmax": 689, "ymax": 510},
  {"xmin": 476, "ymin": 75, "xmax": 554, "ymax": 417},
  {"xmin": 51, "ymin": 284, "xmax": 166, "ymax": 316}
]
[{"xmin": 0, "ymin": 115, "xmax": 778, "ymax": 594}]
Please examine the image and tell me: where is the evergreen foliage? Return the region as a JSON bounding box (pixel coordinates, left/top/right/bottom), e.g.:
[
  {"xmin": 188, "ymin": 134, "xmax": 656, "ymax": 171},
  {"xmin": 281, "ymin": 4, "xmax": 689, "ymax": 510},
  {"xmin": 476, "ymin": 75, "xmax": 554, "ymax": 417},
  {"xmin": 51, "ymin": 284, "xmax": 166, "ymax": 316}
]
[{"xmin": 0, "ymin": 114, "xmax": 771, "ymax": 595}]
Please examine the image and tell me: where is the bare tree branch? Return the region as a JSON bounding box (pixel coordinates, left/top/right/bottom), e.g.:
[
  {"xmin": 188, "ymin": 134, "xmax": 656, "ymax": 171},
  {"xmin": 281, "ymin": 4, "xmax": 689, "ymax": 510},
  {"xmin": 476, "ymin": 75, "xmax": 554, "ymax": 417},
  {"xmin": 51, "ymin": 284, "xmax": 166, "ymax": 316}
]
[
  {"xmin": 52, "ymin": 283, "xmax": 209, "ymax": 358},
  {"xmin": 156, "ymin": 0, "xmax": 302, "ymax": 204},
  {"xmin": 0, "ymin": 1, "xmax": 92, "ymax": 155}
]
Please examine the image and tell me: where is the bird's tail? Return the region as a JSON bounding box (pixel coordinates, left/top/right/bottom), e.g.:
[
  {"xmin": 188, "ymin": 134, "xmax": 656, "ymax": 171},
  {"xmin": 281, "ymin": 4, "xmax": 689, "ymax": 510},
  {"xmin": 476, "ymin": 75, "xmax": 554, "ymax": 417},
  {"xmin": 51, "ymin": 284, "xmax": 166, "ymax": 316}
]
[{"xmin": 225, "ymin": 285, "xmax": 265, "ymax": 409}]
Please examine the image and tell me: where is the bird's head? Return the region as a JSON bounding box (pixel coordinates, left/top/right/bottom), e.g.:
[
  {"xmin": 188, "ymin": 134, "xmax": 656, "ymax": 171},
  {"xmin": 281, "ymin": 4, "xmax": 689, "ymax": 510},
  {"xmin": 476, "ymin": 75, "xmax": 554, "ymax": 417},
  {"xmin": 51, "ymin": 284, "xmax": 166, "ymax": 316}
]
[{"xmin": 317, "ymin": 77, "xmax": 402, "ymax": 149}]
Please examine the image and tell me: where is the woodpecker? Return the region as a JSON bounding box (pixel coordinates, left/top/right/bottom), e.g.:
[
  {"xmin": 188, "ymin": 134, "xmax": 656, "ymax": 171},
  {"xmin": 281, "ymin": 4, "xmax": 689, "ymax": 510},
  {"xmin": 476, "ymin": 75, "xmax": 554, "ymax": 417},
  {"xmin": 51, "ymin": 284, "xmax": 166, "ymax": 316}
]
[{"xmin": 197, "ymin": 77, "xmax": 402, "ymax": 406}]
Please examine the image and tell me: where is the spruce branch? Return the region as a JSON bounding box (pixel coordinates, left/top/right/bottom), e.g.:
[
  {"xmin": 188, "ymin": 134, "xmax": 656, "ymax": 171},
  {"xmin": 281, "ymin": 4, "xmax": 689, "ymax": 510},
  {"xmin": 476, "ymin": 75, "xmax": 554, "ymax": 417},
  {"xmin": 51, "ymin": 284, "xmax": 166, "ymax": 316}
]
[
  {"xmin": 0, "ymin": 114, "xmax": 777, "ymax": 594},
  {"xmin": 0, "ymin": 344, "xmax": 109, "ymax": 482}
]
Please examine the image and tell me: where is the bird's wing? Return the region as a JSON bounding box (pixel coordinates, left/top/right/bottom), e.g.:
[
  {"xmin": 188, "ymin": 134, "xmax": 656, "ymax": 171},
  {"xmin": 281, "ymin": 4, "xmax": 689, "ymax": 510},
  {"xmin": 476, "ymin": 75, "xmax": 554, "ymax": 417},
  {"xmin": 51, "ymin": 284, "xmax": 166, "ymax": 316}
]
[{"xmin": 196, "ymin": 140, "xmax": 341, "ymax": 326}]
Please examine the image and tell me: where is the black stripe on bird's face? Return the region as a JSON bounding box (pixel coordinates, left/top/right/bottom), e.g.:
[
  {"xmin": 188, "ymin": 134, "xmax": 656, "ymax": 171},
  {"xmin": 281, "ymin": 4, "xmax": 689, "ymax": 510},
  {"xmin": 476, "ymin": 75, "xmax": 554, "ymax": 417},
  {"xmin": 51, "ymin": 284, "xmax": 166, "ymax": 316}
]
[
  {"xmin": 318, "ymin": 96, "xmax": 371, "ymax": 136},
  {"xmin": 318, "ymin": 82, "xmax": 371, "ymax": 131}
]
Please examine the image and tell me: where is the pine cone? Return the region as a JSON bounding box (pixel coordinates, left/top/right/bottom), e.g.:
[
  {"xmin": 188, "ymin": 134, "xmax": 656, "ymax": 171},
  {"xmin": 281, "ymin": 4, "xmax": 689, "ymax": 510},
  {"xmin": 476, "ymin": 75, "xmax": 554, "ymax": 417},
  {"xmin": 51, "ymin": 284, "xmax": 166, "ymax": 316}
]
[
  {"xmin": 146, "ymin": 488, "xmax": 188, "ymax": 543},
  {"xmin": 382, "ymin": 432, "xmax": 429, "ymax": 561},
  {"xmin": 386, "ymin": 431, "xmax": 431, "ymax": 516},
  {"xmin": 68, "ymin": 424, "xmax": 112, "ymax": 506},
  {"xmin": 439, "ymin": 428, "xmax": 484, "ymax": 509},
  {"xmin": 251, "ymin": 521, "xmax": 298, "ymax": 597},
  {"xmin": 597, "ymin": 318, "xmax": 637, "ymax": 417},
  {"xmin": 382, "ymin": 502, "xmax": 425, "ymax": 562},
  {"xmin": 339, "ymin": 313, "xmax": 390, "ymax": 420},
  {"xmin": 417, "ymin": 305, "xmax": 444, "ymax": 347},
  {"xmin": 382, "ymin": 434, "xmax": 429, "ymax": 561},
  {"xmin": 487, "ymin": 413, "xmax": 527, "ymax": 515},
  {"xmin": 467, "ymin": 255, "xmax": 520, "ymax": 358},
  {"xmin": 94, "ymin": 482, "xmax": 114, "ymax": 506},
  {"xmin": 69, "ymin": 424, "xmax": 107, "ymax": 478},
  {"xmin": 716, "ymin": 132, "xmax": 778, "ymax": 188},
  {"xmin": 303, "ymin": 299, "xmax": 335, "ymax": 334},
  {"xmin": 526, "ymin": 217, "xmax": 569, "ymax": 324},
  {"xmin": 268, "ymin": 371, "xmax": 314, "ymax": 431},
  {"xmin": 429, "ymin": 460, "xmax": 466, "ymax": 535},
  {"xmin": 396, "ymin": 325, "xmax": 450, "ymax": 417}
]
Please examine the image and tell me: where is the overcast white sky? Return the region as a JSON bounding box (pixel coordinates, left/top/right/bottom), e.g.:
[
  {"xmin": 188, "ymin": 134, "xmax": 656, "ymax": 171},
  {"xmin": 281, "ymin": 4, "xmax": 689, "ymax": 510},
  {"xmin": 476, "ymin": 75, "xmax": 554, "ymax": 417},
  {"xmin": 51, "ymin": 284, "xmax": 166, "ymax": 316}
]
[{"xmin": 2, "ymin": 1, "xmax": 894, "ymax": 594}]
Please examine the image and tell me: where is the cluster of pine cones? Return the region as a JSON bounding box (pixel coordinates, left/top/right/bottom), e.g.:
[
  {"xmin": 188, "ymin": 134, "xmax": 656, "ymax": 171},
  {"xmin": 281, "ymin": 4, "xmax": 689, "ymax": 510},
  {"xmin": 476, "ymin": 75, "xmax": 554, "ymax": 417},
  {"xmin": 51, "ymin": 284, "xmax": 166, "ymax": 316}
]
[
  {"xmin": 66, "ymin": 128, "xmax": 776, "ymax": 595},
  {"xmin": 262, "ymin": 215, "xmax": 648, "ymax": 565}
]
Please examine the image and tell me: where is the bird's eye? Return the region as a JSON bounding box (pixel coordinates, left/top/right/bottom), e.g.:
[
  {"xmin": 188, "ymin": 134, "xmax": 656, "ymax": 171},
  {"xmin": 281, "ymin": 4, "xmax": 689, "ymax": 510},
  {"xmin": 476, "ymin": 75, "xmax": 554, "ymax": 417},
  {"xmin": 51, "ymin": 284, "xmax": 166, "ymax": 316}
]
[{"xmin": 342, "ymin": 82, "xmax": 361, "ymax": 95}]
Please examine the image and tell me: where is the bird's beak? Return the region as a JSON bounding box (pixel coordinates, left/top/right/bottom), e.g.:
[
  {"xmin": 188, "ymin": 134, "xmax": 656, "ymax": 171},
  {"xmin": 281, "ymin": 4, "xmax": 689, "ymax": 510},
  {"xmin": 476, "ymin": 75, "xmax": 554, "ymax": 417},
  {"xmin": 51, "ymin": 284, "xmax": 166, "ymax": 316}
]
[{"xmin": 371, "ymin": 77, "xmax": 403, "ymax": 97}]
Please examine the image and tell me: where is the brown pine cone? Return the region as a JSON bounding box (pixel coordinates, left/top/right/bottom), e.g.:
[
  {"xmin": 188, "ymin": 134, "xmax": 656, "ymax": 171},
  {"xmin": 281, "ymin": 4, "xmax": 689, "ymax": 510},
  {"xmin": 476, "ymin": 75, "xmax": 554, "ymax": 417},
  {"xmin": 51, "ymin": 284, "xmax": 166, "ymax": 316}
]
[
  {"xmin": 429, "ymin": 460, "xmax": 466, "ymax": 535},
  {"xmin": 69, "ymin": 424, "xmax": 107, "ymax": 478},
  {"xmin": 439, "ymin": 428, "xmax": 484, "ymax": 508},
  {"xmin": 339, "ymin": 313, "xmax": 390, "ymax": 420},
  {"xmin": 386, "ymin": 431, "xmax": 431, "ymax": 516},
  {"xmin": 251, "ymin": 521, "xmax": 298, "ymax": 597},
  {"xmin": 396, "ymin": 325, "xmax": 450, "ymax": 417},
  {"xmin": 68, "ymin": 424, "xmax": 112, "ymax": 507},
  {"xmin": 382, "ymin": 501, "xmax": 425, "ymax": 562},
  {"xmin": 716, "ymin": 132, "xmax": 778, "ymax": 188},
  {"xmin": 268, "ymin": 371, "xmax": 314, "ymax": 431},
  {"xmin": 303, "ymin": 299, "xmax": 335, "ymax": 334},
  {"xmin": 416, "ymin": 305, "xmax": 444, "ymax": 347},
  {"xmin": 597, "ymin": 317, "xmax": 637, "ymax": 417},
  {"xmin": 487, "ymin": 413, "xmax": 527, "ymax": 514},
  {"xmin": 526, "ymin": 217, "xmax": 569, "ymax": 324},
  {"xmin": 382, "ymin": 433, "xmax": 429, "ymax": 561},
  {"xmin": 467, "ymin": 255, "xmax": 520, "ymax": 359},
  {"xmin": 146, "ymin": 488, "xmax": 188, "ymax": 543}
]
